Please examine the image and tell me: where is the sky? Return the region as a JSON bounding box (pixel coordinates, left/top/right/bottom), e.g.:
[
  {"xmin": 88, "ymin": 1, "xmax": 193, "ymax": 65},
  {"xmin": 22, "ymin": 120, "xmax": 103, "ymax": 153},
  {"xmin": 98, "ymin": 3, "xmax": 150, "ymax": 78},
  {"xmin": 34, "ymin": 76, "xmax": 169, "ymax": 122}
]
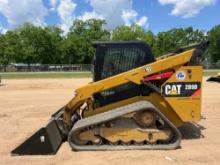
[{"xmin": 0, "ymin": 0, "xmax": 219, "ymax": 34}]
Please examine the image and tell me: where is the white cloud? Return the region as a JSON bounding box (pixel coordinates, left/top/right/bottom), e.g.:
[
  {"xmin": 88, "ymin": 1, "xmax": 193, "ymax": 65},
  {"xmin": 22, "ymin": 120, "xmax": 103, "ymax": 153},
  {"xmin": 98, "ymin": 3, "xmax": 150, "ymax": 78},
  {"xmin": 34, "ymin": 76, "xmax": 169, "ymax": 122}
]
[
  {"xmin": 54, "ymin": 0, "xmax": 149, "ymax": 33},
  {"xmin": 122, "ymin": 9, "xmax": 148, "ymax": 28},
  {"xmin": 0, "ymin": 0, "xmax": 149, "ymax": 34},
  {"xmin": 49, "ymin": 0, "xmax": 58, "ymax": 11},
  {"xmin": 0, "ymin": 25, "xmax": 7, "ymax": 34},
  {"xmin": 85, "ymin": 0, "xmax": 148, "ymax": 29},
  {"xmin": 122, "ymin": 9, "xmax": 138, "ymax": 25},
  {"xmin": 137, "ymin": 16, "xmax": 148, "ymax": 27},
  {"xmin": 86, "ymin": 0, "xmax": 131, "ymax": 28},
  {"xmin": 78, "ymin": 11, "xmax": 103, "ymax": 21},
  {"xmin": 158, "ymin": 0, "xmax": 216, "ymax": 18},
  {"xmin": 57, "ymin": 0, "xmax": 77, "ymax": 34},
  {"xmin": 0, "ymin": 0, "xmax": 48, "ymax": 27}
]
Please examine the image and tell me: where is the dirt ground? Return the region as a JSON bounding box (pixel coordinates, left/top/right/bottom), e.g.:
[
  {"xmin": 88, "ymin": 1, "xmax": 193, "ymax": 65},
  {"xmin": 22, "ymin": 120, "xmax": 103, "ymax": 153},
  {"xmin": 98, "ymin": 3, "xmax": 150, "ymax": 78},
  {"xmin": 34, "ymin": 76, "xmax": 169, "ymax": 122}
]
[{"xmin": 0, "ymin": 78, "xmax": 220, "ymax": 165}]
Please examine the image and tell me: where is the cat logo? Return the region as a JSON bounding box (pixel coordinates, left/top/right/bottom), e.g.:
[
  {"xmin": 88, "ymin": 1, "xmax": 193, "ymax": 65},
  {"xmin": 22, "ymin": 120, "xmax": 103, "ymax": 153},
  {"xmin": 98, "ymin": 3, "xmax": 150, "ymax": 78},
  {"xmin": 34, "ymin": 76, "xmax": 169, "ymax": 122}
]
[
  {"xmin": 165, "ymin": 84, "xmax": 182, "ymax": 95},
  {"xmin": 162, "ymin": 82, "xmax": 201, "ymax": 97}
]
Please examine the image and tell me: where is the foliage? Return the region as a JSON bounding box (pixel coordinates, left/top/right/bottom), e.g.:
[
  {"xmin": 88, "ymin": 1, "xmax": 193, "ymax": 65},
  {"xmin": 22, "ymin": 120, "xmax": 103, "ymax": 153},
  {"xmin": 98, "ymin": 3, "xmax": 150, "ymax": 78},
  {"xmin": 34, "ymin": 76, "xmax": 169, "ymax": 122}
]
[
  {"xmin": 0, "ymin": 31, "xmax": 20, "ymax": 65},
  {"xmin": 112, "ymin": 24, "xmax": 145, "ymax": 41},
  {"xmin": 61, "ymin": 19, "xmax": 109, "ymax": 64},
  {"xmin": 0, "ymin": 19, "xmax": 219, "ymax": 65},
  {"xmin": 216, "ymin": 60, "xmax": 220, "ymax": 67},
  {"xmin": 208, "ymin": 25, "xmax": 220, "ymax": 62},
  {"xmin": 153, "ymin": 27, "xmax": 205, "ymax": 56}
]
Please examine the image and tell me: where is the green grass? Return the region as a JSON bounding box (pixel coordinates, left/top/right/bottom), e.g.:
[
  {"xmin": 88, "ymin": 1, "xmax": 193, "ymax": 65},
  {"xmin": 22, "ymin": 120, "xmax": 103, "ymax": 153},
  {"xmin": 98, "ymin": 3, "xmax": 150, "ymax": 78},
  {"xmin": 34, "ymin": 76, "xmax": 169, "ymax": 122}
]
[
  {"xmin": 0, "ymin": 71, "xmax": 91, "ymax": 79},
  {"xmin": 0, "ymin": 70, "xmax": 219, "ymax": 79}
]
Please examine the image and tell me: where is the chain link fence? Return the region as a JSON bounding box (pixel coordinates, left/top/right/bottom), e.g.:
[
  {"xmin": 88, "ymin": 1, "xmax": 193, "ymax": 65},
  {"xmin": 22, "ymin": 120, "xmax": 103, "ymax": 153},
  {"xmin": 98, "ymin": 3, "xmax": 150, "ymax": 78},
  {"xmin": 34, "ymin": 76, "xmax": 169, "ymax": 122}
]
[
  {"xmin": 203, "ymin": 63, "xmax": 220, "ymax": 69},
  {"xmin": 0, "ymin": 63, "xmax": 219, "ymax": 72},
  {"xmin": 0, "ymin": 64, "xmax": 92, "ymax": 72}
]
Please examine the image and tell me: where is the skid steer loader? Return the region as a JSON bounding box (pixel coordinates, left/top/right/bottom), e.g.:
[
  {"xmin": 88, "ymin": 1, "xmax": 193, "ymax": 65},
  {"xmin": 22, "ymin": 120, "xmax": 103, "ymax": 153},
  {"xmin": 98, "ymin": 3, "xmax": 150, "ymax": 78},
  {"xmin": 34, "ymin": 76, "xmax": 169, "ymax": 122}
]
[{"xmin": 11, "ymin": 41, "xmax": 209, "ymax": 155}]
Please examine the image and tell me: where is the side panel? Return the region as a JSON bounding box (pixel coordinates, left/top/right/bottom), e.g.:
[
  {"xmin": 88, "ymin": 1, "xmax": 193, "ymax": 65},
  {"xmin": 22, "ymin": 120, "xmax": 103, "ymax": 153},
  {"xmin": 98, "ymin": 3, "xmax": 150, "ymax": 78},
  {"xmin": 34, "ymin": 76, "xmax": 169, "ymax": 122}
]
[{"xmin": 161, "ymin": 66, "xmax": 203, "ymax": 122}]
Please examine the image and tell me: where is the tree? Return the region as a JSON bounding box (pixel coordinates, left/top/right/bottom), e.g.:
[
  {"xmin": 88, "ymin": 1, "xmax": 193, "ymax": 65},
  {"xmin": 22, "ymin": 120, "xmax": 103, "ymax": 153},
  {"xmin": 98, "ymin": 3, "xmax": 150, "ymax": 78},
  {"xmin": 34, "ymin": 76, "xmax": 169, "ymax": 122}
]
[
  {"xmin": 153, "ymin": 27, "xmax": 205, "ymax": 56},
  {"xmin": 0, "ymin": 31, "xmax": 21, "ymax": 65},
  {"xmin": 111, "ymin": 25, "xmax": 159, "ymax": 56},
  {"xmin": 62, "ymin": 19, "xmax": 110, "ymax": 64},
  {"xmin": 16, "ymin": 23, "xmax": 63, "ymax": 64},
  {"xmin": 0, "ymin": 34, "xmax": 6, "ymax": 65},
  {"xmin": 112, "ymin": 24, "xmax": 146, "ymax": 41},
  {"xmin": 208, "ymin": 25, "xmax": 220, "ymax": 62},
  {"xmin": 0, "ymin": 20, "xmax": 217, "ymax": 65},
  {"xmin": 60, "ymin": 35, "xmax": 92, "ymax": 64},
  {"xmin": 44, "ymin": 26, "xmax": 63, "ymax": 63},
  {"xmin": 70, "ymin": 19, "xmax": 110, "ymax": 41},
  {"xmin": 17, "ymin": 23, "xmax": 45, "ymax": 64},
  {"xmin": 143, "ymin": 31, "xmax": 155, "ymax": 47},
  {"xmin": 142, "ymin": 30, "xmax": 156, "ymax": 54}
]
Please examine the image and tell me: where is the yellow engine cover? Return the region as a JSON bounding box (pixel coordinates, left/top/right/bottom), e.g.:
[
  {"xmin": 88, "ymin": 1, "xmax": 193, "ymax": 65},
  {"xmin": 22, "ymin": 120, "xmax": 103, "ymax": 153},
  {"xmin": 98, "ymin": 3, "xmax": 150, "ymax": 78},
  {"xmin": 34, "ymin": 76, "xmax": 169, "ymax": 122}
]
[{"xmin": 161, "ymin": 66, "xmax": 203, "ymax": 122}]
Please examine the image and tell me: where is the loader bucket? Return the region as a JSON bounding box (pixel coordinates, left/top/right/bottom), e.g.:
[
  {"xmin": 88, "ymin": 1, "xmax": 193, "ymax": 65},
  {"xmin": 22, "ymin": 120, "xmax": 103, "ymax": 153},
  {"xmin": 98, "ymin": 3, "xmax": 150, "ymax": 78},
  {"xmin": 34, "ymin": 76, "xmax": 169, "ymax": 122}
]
[
  {"xmin": 206, "ymin": 77, "xmax": 220, "ymax": 83},
  {"xmin": 11, "ymin": 118, "xmax": 65, "ymax": 156}
]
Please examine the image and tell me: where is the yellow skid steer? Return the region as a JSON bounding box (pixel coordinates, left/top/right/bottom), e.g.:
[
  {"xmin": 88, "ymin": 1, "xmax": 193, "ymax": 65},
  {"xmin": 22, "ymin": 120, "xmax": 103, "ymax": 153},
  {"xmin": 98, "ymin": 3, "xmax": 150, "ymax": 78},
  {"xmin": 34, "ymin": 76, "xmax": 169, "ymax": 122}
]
[{"xmin": 11, "ymin": 41, "xmax": 208, "ymax": 155}]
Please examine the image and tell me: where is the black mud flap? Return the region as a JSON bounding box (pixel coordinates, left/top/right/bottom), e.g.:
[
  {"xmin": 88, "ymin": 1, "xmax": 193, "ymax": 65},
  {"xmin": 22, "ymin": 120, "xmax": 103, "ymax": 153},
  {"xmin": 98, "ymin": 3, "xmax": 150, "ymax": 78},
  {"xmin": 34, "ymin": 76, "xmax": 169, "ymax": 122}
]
[
  {"xmin": 11, "ymin": 118, "xmax": 65, "ymax": 156},
  {"xmin": 207, "ymin": 77, "xmax": 220, "ymax": 83}
]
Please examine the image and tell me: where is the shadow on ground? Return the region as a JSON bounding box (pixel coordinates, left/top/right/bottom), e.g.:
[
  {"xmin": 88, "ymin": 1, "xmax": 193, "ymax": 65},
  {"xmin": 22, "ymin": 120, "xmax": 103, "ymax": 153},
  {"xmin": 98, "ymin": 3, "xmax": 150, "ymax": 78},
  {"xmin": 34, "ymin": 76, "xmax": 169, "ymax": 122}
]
[{"xmin": 179, "ymin": 122, "xmax": 206, "ymax": 139}]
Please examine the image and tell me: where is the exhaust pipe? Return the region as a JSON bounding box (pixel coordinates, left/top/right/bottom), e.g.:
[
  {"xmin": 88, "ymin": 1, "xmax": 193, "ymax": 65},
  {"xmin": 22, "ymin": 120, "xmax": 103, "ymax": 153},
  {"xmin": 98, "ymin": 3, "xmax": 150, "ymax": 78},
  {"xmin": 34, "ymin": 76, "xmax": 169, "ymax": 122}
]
[{"xmin": 11, "ymin": 108, "xmax": 67, "ymax": 156}]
